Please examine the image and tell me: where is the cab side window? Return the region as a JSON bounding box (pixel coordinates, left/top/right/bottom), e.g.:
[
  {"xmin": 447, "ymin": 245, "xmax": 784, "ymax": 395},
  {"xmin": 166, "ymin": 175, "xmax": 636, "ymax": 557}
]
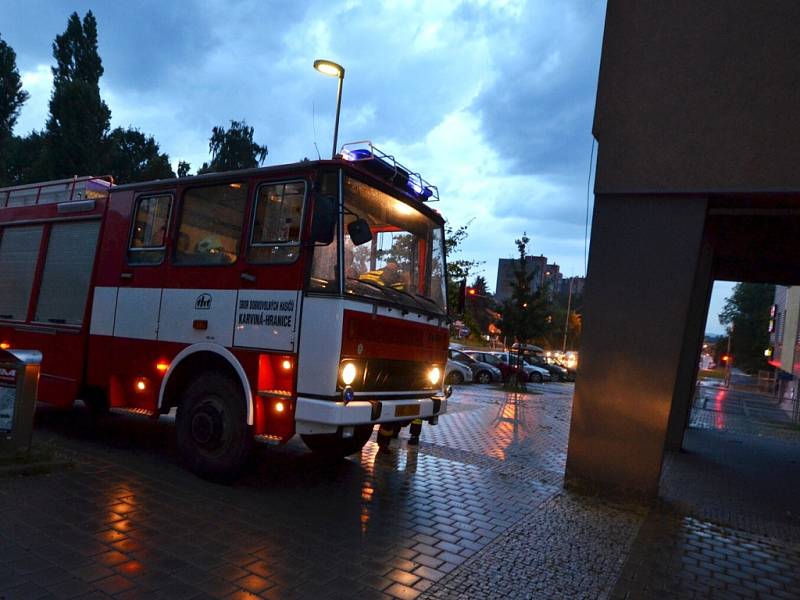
[
  {"xmin": 174, "ymin": 183, "xmax": 247, "ymax": 265},
  {"xmin": 248, "ymin": 181, "xmax": 305, "ymax": 264},
  {"xmin": 128, "ymin": 194, "xmax": 172, "ymax": 265}
]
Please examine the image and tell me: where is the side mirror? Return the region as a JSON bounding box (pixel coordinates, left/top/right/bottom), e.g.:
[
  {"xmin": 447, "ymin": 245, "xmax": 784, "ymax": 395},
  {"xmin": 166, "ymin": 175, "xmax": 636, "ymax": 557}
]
[
  {"xmin": 347, "ymin": 218, "xmax": 372, "ymax": 246},
  {"xmin": 310, "ymin": 195, "xmax": 337, "ymax": 245}
]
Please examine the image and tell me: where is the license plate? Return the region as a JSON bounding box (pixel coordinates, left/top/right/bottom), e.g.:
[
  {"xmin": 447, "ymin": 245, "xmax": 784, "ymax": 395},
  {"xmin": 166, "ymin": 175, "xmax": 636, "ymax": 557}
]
[{"xmin": 395, "ymin": 404, "xmax": 420, "ymax": 417}]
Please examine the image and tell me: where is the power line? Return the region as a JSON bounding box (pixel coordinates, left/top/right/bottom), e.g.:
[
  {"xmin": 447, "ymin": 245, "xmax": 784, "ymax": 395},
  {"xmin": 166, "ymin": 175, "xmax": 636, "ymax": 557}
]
[{"xmin": 584, "ymin": 137, "xmax": 595, "ymax": 275}]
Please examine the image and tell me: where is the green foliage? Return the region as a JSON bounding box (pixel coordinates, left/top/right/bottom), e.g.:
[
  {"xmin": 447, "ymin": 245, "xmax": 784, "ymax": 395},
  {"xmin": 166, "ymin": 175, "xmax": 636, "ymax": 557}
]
[
  {"xmin": 3, "ymin": 132, "xmax": 45, "ymax": 185},
  {"xmin": 547, "ymin": 283, "xmax": 583, "ymax": 350},
  {"xmin": 498, "ymin": 233, "xmax": 552, "ymax": 346},
  {"xmin": 718, "ymin": 282, "xmax": 775, "ymax": 373},
  {"xmin": 177, "ymin": 161, "xmax": 191, "ymax": 177},
  {"xmin": 444, "ymin": 220, "xmax": 483, "ymax": 314},
  {"xmin": 105, "ymin": 127, "xmax": 175, "ymax": 183},
  {"xmin": 44, "ymin": 11, "xmax": 111, "ymax": 179},
  {"xmin": 0, "ymin": 34, "xmax": 28, "ymax": 141},
  {"xmin": 0, "ymin": 34, "xmax": 29, "ymax": 185},
  {"xmin": 198, "ymin": 120, "xmax": 268, "ymax": 174},
  {"xmin": 464, "ymin": 275, "xmax": 496, "ymax": 339}
]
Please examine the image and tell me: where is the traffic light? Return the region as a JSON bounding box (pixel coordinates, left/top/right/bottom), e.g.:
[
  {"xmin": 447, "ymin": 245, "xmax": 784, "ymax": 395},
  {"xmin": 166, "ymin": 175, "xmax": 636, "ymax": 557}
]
[
  {"xmin": 721, "ymin": 354, "xmax": 731, "ymax": 363},
  {"xmin": 467, "ymin": 287, "xmax": 477, "ymax": 296},
  {"xmin": 457, "ymin": 279, "xmax": 467, "ymax": 314}
]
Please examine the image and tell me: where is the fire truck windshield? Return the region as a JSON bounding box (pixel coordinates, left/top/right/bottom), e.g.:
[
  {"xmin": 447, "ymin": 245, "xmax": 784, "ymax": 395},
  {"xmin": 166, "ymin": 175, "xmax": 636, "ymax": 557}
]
[{"xmin": 309, "ymin": 176, "xmax": 447, "ymax": 315}]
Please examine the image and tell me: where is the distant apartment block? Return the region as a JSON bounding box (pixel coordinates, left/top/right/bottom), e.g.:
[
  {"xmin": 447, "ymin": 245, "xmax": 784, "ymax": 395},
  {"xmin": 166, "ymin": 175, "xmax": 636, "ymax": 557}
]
[
  {"xmin": 495, "ymin": 256, "xmax": 547, "ymax": 302},
  {"xmin": 495, "ymin": 256, "xmax": 584, "ymax": 302},
  {"xmin": 560, "ymin": 276, "xmax": 586, "ymax": 296}
]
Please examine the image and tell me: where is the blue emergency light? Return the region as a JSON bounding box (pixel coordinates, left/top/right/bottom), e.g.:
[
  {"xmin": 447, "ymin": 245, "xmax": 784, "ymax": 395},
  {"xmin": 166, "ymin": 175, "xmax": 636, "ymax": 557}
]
[{"xmin": 340, "ymin": 141, "xmax": 439, "ymax": 202}]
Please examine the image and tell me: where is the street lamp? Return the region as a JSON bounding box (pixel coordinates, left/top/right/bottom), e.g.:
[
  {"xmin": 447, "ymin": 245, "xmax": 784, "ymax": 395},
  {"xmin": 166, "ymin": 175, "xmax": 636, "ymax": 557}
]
[{"xmin": 313, "ymin": 59, "xmax": 345, "ymax": 159}]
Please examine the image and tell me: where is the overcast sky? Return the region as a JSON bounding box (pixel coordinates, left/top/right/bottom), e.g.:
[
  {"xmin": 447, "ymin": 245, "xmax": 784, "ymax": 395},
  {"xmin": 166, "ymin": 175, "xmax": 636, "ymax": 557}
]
[{"xmin": 1, "ymin": 0, "xmax": 732, "ymax": 334}]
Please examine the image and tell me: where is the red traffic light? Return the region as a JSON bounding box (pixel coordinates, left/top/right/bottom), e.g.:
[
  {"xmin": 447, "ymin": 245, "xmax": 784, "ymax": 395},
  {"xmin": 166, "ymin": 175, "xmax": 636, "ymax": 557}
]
[{"xmin": 721, "ymin": 354, "xmax": 731, "ymax": 363}]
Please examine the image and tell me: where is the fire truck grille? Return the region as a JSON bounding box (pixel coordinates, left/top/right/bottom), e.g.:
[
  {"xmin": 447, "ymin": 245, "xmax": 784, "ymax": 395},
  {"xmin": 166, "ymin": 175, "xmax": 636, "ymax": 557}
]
[{"xmin": 348, "ymin": 359, "xmax": 438, "ymax": 393}]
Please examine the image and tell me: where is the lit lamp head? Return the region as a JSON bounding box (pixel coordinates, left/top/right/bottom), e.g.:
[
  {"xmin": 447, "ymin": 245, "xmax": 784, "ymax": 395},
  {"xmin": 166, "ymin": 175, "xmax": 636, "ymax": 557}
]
[
  {"xmin": 313, "ymin": 59, "xmax": 345, "ymax": 78},
  {"xmin": 313, "ymin": 59, "xmax": 347, "ymax": 159}
]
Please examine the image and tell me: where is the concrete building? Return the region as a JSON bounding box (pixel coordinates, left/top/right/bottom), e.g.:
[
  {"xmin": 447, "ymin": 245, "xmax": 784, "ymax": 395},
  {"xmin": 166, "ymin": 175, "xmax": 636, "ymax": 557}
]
[
  {"xmin": 567, "ymin": 1, "xmax": 800, "ymax": 496},
  {"xmin": 770, "ymin": 286, "xmax": 800, "ymax": 404},
  {"xmin": 495, "ymin": 255, "xmax": 548, "ymax": 303},
  {"xmin": 544, "ymin": 263, "xmax": 562, "ymax": 296},
  {"xmin": 560, "ymin": 276, "xmax": 585, "ymax": 297}
]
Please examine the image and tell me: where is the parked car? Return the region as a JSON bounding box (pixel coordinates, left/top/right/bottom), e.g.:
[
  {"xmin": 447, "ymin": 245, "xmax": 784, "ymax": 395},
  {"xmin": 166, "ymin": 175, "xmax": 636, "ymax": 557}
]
[
  {"xmin": 445, "ymin": 359, "xmax": 473, "ymax": 385},
  {"xmin": 549, "ymin": 356, "xmax": 577, "ymax": 381},
  {"xmin": 463, "ymin": 350, "xmax": 522, "ymax": 382},
  {"xmin": 525, "ymin": 355, "xmax": 570, "ymax": 382},
  {"xmin": 498, "ymin": 351, "xmax": 551, "ymax": 383},
  {"xmin": 448, "ymin": 348, "xmax": 503, "ymax": 384}
]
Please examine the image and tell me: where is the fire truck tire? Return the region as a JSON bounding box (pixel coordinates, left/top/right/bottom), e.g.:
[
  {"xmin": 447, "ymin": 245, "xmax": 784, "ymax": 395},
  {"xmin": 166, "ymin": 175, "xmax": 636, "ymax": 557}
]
[
  {"xmin": 176, "ymin": 372, "xmax": 251, "ymax": 481},
  {"xmin": 81, "ymin": 387, "xmax": 109, "ymax": 416},
  {"xmin": 301, "ymin": 425, "xmax": 374, "ymax": 458}
]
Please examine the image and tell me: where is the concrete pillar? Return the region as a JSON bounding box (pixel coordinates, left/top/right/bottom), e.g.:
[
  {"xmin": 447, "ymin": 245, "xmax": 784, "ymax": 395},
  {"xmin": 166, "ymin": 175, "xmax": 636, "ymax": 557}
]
[
  {"xmin": 565, "ymin": 193, "xmax": 708, "ymax": 496},
  {"xmin": 664, "ymin": 239, "xmax": 714, "ymax": 451}
]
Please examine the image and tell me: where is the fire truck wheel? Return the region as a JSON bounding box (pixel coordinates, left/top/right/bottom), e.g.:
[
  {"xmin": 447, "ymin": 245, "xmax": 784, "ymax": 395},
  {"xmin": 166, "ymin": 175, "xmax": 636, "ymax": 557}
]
[
  {"xmin": 176, "ymin": 372, "xmax": 251, "ymax": 481},
  {"xmin": 81, "ymin": 387, "xmax": 109, "ymax": 416},
  {"xmin": 301, "ymin": 425, "xmax": 374, "ymax": 458}
]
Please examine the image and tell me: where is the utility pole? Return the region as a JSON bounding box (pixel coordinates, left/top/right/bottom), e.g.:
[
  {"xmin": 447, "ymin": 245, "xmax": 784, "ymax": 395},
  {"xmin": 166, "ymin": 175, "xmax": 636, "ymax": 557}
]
[
  {"xmin": 562, "ymin": 277, "xmax": 573, "ymax": 353},
  {"xmin": 724, "ymin": 323, "xmax": 734, "ymax": 388}
]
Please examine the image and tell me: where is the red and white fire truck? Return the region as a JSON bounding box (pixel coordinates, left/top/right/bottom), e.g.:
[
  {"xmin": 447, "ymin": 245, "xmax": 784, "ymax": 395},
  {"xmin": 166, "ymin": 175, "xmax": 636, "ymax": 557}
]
[{"xmin": 0, "ymin": 142, "xmax": 450, "ymax": 478}]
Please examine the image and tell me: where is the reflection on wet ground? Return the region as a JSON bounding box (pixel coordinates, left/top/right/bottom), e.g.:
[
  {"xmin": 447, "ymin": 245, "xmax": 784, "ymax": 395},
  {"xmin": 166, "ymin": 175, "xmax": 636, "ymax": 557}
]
[{"xmin": 0, "ymin": 384, "xmax": 576, "ymax": 599}]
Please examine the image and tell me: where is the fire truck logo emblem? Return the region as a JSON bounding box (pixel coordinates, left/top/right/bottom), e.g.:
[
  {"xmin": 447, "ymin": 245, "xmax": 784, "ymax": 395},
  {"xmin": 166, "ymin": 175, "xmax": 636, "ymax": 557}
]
[
  {"xmin": 357, "ymin": 343, "xmax": 364, "ymax": 355},
  {"xmin": 195, "ymin": 294, "xmax": 212, "ymax": 310}
]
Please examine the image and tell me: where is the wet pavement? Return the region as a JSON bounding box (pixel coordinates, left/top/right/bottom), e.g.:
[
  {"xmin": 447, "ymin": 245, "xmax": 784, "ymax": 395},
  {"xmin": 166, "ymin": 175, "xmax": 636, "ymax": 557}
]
[{"xmin": 0, "ymin": 379, "xmax": 799, "ymax": 599}]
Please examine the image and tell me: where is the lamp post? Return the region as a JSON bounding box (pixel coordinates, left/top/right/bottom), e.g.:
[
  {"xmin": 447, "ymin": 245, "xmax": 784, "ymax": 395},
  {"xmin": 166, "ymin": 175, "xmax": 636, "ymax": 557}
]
[{"xmin": 313, "ymin": 59, "xmax": 345, "ymax": 159}]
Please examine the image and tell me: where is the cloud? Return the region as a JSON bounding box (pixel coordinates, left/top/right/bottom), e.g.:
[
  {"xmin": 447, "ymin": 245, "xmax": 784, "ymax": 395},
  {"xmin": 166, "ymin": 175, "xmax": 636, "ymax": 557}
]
[
  {"xmin": 3, "ymin": 0, "xmax": 606, "ymax": 294},
  {"xmin": 16, "ymin": 64, "xmax": 51, "ymax": 135}
]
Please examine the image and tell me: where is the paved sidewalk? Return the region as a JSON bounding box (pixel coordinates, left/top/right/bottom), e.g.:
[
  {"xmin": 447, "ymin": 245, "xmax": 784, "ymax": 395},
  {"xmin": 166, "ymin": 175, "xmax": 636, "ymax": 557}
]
[{"xmin": 0, "ymin": 381, "xmax": 799, "ymax": 599}]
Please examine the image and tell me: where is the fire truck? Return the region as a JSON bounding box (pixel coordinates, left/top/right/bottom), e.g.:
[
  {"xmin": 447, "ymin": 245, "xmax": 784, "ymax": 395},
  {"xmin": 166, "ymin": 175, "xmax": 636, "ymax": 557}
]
[{"xmin": 0, "ymin": 142, "xmax": 450, "ymax": 479}]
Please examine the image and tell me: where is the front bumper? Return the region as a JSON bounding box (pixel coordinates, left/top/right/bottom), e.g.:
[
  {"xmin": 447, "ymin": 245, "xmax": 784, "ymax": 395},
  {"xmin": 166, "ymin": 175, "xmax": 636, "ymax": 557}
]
[{"xmin": 295, "ymin": 393, "xmax": 448, "ymax": 435}]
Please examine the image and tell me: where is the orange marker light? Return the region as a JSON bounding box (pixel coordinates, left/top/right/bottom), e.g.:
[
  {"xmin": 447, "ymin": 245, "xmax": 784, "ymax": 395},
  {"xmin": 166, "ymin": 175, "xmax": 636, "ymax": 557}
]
[
  {"xmin": 281, "ymin": 359, "xmax": 292, "ymax": 371},
  {"xmin": 135, "ymin": 380, "xmax": 146, "ymax": 391},
  {"xmin": 275, "ymin": 401, "xmax": 285, "ymax": 413},
  {"xmin": 0, "ymin": 342, "xmax": 9, "ymax": 350},
  {"xmin": 156, "ymin": 362, "xmax": 169, "ymax": 373}
]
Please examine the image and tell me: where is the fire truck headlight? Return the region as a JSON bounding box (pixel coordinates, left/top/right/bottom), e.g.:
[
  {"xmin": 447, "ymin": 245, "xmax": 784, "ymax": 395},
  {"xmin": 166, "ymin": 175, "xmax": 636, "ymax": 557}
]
[
  {"xmin": 428, "ymin": 366, "xmax": 441, "ymax": 386},
  {"xmin": 341, "ymin": 362, "xmax": 357, "ymax": 386}
]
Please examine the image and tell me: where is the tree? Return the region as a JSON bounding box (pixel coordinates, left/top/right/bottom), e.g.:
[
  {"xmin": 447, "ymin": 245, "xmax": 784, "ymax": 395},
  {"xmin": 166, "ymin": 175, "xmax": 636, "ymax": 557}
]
[
  {"xmin": 444, "ymin": 220, "xmax": 483, "ymax": 315},
  {"xmin": 44, "ymin": 11, "xmax": 111, "ymax": 179},
  {"xmin": 465, "ymin": 275, "xmax": 496, "ymax": 337},
  {"xmin": 197, "ymin": 120, "xmax": 268, "ymax": 174},
  {"xmin": 105, "ymin": 127, "xmax": 175, "ymax": 183},
  {"xmin": 0, "ymin": 34, "xmax": 29, "ymax": 185},
  {"xmin": 498, "ymin": 233, "xmax": 551, "ymax": 348},
  {"xmin": 177, "ymin": 161, "xmax": 191, "ymax": 177},
  {"xmin": 4, "ymin": 132, "xmax": 45, "ymax": 185},
  {"xmin": 718, "ymin": 282, "xmax": 775, "ymax": 373}
]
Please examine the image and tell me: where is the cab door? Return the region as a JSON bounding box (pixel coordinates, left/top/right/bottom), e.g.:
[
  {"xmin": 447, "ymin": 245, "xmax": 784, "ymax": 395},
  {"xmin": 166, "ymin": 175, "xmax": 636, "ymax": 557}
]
[
  {"xmin": 157, "ymin": 182, "xmax": 246, "ymax": 348},
  {"xmin": 232, "ymin": 179, "xmax": 307, "ymax": 353}
]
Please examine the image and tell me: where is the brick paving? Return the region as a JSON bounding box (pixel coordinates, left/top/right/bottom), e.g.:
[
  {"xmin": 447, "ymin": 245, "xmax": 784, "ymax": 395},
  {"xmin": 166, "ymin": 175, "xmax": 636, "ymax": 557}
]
[
  {"xmin": 611, "ymin": 383, "xmax": 800, "ymax": 600},
  {"xmin": 0, "ymin": 380, "xmax": 798, "ymax": 599},
  {"xmin": 0, "ymin": 384, "xmax": 582, "ymax": 599}
]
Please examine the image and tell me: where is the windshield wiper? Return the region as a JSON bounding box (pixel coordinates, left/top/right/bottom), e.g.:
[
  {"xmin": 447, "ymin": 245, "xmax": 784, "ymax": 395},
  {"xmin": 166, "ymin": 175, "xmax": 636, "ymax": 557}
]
[
  {"xmin": 412, "ymin": 293, "xmax": 442, "ymax": 310},
  {"xmin": 348, "ymin": 278, "xmax": 429, "ymax": 312}
]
